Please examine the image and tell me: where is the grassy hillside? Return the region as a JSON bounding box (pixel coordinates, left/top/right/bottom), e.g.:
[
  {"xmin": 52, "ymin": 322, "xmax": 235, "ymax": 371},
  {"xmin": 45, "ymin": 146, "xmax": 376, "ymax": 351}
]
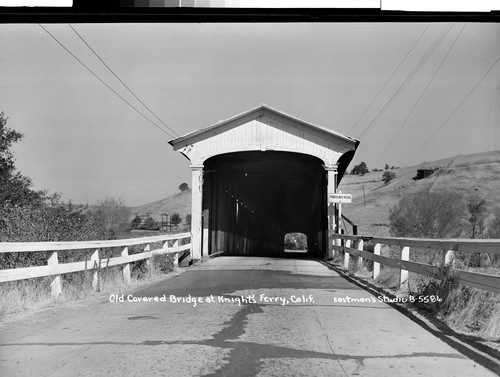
[
  {"xmin": 132, "ymin": 150, "xmax": 500, "ymax": 237},
  {"xmin": 131, "ymin": 189, "xmax": 192, "ymax": 222},
  {"xmin": 339, "ymin": 149, "xmax": 500, "ymax": 236}
]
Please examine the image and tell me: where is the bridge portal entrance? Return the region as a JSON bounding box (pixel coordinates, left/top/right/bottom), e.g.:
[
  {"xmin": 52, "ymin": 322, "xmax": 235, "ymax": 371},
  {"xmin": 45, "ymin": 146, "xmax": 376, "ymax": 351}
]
[
  {"xmin": 169, "ymin": 105, "xmax": 359, "ymax": 260},
  {"xmin": 202, "ymin": 151, "xmax": 326, "ymax": 258}
]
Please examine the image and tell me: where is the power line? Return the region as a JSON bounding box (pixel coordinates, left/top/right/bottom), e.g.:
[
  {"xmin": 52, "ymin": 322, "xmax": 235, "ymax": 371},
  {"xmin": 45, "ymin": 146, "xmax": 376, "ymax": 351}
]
[
  {"xmin": 38, "ymin": 24, "xmax": 175, "ymax": 139},
  {"xmin": 67, "ymin": 24, "xmax": 180, "ymax": 138},
  {"xmin": 374, "ymin": 23, "xmax": 466, "ymax": 168},
  {"xmin": 406, "ymin": 52, "xmax": 500, "ymax": 166},
  {"xmin": 347, "ymin": 23, "xmax": 431, "ymax": 135},
  {"xmin": 357, "ymin": 23, "xmax": 455, "ymax": 140}
]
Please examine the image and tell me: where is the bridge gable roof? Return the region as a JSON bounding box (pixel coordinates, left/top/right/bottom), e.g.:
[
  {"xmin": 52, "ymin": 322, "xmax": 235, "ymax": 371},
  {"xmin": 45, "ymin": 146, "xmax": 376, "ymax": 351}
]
[{"xmin": 169, "ymin": 104, "xmax": 359, "ymax": 166}]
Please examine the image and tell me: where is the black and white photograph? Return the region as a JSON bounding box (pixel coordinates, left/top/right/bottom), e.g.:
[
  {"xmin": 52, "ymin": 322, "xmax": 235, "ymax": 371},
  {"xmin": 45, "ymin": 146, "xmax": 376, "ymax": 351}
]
[{"xmin": 0, "ymin": 5, "xmax": 499, "ymax": 377}]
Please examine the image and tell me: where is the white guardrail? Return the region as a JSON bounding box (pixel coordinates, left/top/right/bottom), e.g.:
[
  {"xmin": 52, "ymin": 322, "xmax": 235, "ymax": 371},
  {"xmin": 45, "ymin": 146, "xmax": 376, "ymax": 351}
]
[
  {"xmin": 331, "ymin": 233, "xmax": 500, "ymax": 294},
  {"xmin": 0, "ymin": 232, "xmax": 191, "ymax": 298}
]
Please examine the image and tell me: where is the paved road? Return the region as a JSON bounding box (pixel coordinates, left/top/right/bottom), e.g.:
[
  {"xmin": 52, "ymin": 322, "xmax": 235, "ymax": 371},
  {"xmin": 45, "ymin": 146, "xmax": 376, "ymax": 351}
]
[{"xmin": 1, "ymin": 257, "xmax": 496, "ymax": 376}]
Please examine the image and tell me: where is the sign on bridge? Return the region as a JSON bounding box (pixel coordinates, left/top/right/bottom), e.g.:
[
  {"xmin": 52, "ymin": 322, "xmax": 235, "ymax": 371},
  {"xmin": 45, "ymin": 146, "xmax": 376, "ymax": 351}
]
[{"xmin": 328, "ymin": 193, "xmax": 352, "ymax": 203}]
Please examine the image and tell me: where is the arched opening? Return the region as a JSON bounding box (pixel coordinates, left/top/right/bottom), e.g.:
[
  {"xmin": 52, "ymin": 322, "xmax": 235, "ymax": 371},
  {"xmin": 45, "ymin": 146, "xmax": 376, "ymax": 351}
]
[
  {"xmin": 201, "ymin": 151, "xmax": 327, "ymax": 258},
  {"xmin": 284, "ymin": 232, "xmax": 308, "ymax": 253}
]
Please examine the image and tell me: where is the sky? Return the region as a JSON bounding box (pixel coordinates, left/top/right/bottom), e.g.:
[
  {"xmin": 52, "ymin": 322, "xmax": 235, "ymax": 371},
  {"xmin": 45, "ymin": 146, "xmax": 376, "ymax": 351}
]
[{"xmin": 0, "ymin": 22, "xmax": 499, "ymax": 207}]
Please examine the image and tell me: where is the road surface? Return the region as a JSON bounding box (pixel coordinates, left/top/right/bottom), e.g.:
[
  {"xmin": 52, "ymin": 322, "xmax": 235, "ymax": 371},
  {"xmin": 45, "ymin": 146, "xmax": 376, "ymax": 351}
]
[{"xmin": 0, "ymin": 256, "xmax": 496, "ymax": 376}]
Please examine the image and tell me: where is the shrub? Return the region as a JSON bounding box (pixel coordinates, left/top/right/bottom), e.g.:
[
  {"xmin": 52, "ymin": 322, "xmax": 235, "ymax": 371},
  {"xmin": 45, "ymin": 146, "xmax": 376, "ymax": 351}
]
[
  {"xmin": 131, "ymin": 215, "xmax": 142, "ymax": 229},
  {"xmin": 382, "ymin": 170, "xmax": 396, "ymax": 185},
  {"xmin": 0, "ymin": 196, "xmax": 111, "ymax": 269},
  {"xmin": 389, "ymin": 191, "xmax": 466, "ymax": 239},
  {"xmin": 178, "ymin": 183, "xmax": 189, "ymax": 192},
  {"xmin": 351, "ymin": 162, "xmax": 369, "ymax": 176},
  {"xmin": 170, "ymin": 213, "xmax": 182, "ymax": 226},
  {"xmin": 284, "ymin": 233, "xmax": 307, "ymax": 250},
  {"xmin": 143, "ymin": 217, "xmax": 158, "ymax": 230},
  {"xmin": 92, "ymin": 197, "xmax": 131, "ymax": 235}
]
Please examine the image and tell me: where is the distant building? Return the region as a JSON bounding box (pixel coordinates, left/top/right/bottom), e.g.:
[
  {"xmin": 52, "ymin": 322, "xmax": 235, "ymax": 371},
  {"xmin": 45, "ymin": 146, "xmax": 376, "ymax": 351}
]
[{"xmin": 416, "ymin": 169, "xmax": 435, "ymax": 180}]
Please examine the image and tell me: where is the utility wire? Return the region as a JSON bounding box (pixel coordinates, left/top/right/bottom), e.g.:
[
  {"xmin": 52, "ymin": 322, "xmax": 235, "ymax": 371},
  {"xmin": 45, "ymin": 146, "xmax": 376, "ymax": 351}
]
[
  {"xmin": 406, "ymin": 53, "xmax": 500, "ymax": 166},
  {"xmin": 357, "ymin": 23, "xmax": 455, "ymax": 140},
  {"xmin": 38, "ymin": 24, "xmax": 175, "ymax": 139},
  {"xmin": 374, "ymin": 23, "xmax": 466, "ymax": 168},
  {"xmin": 347, "ymin": 23, "xmax": 431, "ymax": 135},
  {"xmin": 68, "ymin": 24, "xmax": 180, "ymax": 138}
]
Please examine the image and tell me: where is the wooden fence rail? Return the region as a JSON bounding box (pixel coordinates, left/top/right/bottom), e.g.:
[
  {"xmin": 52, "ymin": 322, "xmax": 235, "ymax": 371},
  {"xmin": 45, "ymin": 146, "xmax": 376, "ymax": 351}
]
[
  {"xmin": 330, "ymin": 233, "xmax": 500, "ymax": 294},
  {"xmin": 0, "ymin": 232, "xmax": 191, "ymax": 298}
]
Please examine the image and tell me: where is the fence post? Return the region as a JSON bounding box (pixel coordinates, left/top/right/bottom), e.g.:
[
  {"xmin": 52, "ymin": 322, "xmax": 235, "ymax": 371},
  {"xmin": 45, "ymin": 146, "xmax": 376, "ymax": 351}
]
[
  {"xmin": 172, "ymin": 238, "xmax": 179, "ymax": 268},
  {"xmin": 144, "ymin": 244, "xmax": 151, "ymax": 275},
  {"xmin": 122, "ymin": 247, "xmax": 131, "ymax": 284},
  {"xmin": 444, "ymin": 250, "xmax": 455, "ymax": 267},
  {"xmin": 335, "ymin": 237, "xmax": 341, "ymax": 258},
  {"xmin": 46, "ymin": 251, "xmax": 62, "ymax": 299},
  {"xmin": 400, "ymin": 246, "xmax": 410, "ymax": 289},
  {"xmin": 344, "ymin": 239, "xmax": 351, "ymax": 269},
  {"xmin": 90, "ymin": 249, "xmax": 100, "ymax": 291},
  {"xmin": 327, "ymin": 232, "xmax": 334, "ymax": 260},
  {"xmin": 357, "ymin": 239, "xmax": 364, "ymax": 269},
  {"xmin": 373, "ymin": 243, "xmax": 381, "ymax": 279}
]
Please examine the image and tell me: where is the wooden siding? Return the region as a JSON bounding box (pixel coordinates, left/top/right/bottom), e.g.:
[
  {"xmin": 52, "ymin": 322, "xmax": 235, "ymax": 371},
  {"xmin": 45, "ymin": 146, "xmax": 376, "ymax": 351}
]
[{"xmin": 181, "ymin": 115, "xmax": 352, "ymax": 165}]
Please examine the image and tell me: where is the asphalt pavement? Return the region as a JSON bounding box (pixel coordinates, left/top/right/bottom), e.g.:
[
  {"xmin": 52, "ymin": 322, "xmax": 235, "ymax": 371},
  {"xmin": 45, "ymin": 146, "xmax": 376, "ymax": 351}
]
[{"xmin": 0, "ymin": 256, "xmax": 496, "ymax": 376}]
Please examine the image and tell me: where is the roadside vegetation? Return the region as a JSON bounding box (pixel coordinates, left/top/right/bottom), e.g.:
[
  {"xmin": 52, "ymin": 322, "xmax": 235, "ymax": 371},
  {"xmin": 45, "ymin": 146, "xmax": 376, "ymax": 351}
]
[
  {"xmin": 341, "ymin": 189, "xmax": 500, "ymax": 341},
  {"xmin": 0, "ymin": 112, "xmax": 176, "ymax": 320}
]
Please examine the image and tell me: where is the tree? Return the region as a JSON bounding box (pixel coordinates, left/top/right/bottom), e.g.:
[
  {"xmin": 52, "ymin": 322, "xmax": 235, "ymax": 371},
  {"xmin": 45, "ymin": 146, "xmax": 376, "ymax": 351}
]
[
  {"xmin": 487, "ymin": 207, "xmax": 500, "ymax": 239},
  {"xmin": 170, "ymin": 213, "xmax": 182, "ymax": 226},
  {"xmin": 382, "ymin": 170, "xmax": 396, "ymax": 185},
  {"xmin": 131, "ymin": 215, "xmax": 142, "ymax": 230},
  {"xmin": 179, "ymin": 183, "xmax": 189, "ymax": 192},
  {"xmin": 0, "ymin": 112, "xmax": 112, "ymax": 269},
  {"xmin": 92, "ymin": 197, "xmax": 131, "ymax": 235},
  {"xmin": 351, "ymin": 162, "xmax": 369, "ymax": 176},
  {"xmin": 385, "ymin": 164, "xmax": 390, "ymax": 170},
  {"xmin": 143, "ymin": 216, "xmax": 158, "ymax": 230},
  {"xmin": 0, "ymin": 112, "xmax": 44, "ymax": 206},
  {"xmin": 0, "ymin": 111, "xmax": 22, "ymax": 178},
  {"xmin": 185, "ymin": 214, "xmax": 192, "ymax": 225},
  {"xmin": 466, "ymin": 194, "xmax": 488, "ymax": 239}
]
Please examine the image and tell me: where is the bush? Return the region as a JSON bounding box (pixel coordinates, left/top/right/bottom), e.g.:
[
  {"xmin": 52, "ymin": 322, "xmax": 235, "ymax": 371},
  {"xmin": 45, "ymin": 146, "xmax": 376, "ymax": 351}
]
[
  {"xmin": 382, "ymin": 170, "xmax": 396, "ymax": 185},
  {"xmin": 0, "ymin": 196, "xmax": 111, "ymax": 269},
  {"xmin": 170, "ymin": 213, "xmax": 182, "ymax": 226},
  {"xmin": 143, "ymin": 217, "xmax": 158, "ymax": 230},
  {"xmin": 131, "ymin": 215, "xmax": 142, "ymax": 229},
  {"xmin": 178, "ymin": 183, "xmax": 189, "ymax": 192},
  {"xmin": 389, "ymin": 191, "xmax": 466, "ymax": 239},
  {"xmin": 92, "ymin": 197, "xmax": 131, "ymax": 236},
  {"xmin": 351, "ymin": 162, "xmax": 369, "ymax": 176},
  {"xmin": 284, "ymin": 233, "xmax": 307, "ymax": 250}
]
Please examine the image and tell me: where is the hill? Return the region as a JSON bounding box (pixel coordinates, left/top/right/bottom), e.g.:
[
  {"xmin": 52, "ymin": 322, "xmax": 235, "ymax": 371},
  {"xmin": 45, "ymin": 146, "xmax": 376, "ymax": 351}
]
[
  {"xmin": 131, "ymin": 189, "xmax": 192, "ymax": 222},
  {"xmin": 339, "ymin": 149, "xmax": 500, "ymax": 236},
  {"xmin": 131, "ymin": 150, "xmax": 500, "ymax": 236}
]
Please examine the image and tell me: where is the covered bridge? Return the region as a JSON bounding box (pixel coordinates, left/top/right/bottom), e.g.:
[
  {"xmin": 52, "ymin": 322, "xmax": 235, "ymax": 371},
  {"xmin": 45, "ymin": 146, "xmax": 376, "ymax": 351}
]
[{"xmin": 169, "ymin": 105, "xmax": 359, "ymax": 260}]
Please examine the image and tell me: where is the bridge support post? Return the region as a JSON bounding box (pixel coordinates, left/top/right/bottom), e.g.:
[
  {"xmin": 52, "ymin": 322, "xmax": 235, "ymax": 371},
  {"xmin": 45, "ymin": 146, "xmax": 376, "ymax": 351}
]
[
  {"xmin": 191, "ymin": 164, "xmax": 204, "ymax": 261},
  {"xmin": 325, "ymin": 164, "xmax": 338, "ymax": 259}
]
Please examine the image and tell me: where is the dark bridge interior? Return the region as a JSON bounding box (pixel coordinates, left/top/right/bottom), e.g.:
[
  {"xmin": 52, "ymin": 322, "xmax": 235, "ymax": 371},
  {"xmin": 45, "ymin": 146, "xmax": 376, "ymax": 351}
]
[{"xmin": 202, "ymin": 151, "xmax": 328, "ymax": 258}]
